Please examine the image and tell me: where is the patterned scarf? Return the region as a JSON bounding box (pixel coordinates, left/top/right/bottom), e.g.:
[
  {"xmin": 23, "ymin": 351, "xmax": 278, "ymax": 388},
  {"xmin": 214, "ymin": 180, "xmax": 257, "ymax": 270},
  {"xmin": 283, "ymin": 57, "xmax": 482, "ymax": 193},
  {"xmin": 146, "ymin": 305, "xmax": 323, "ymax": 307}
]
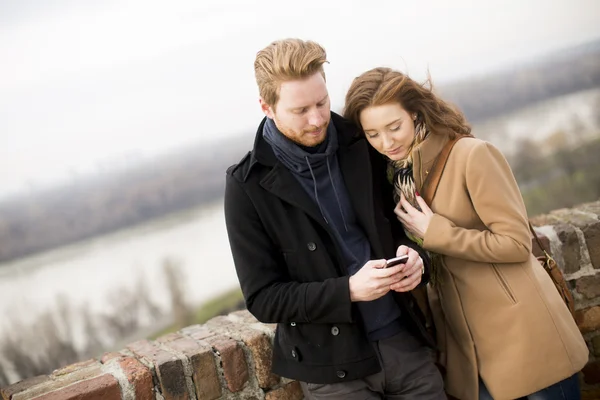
[{"xmin": 386, "ymin": 119, "xmax": 442, "ymax": 284}]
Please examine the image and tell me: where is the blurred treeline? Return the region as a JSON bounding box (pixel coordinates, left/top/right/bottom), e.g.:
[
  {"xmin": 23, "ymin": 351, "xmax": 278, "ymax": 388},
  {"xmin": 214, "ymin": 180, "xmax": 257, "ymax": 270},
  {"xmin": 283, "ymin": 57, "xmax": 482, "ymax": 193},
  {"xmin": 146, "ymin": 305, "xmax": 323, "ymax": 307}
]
[
  {"xmin": 440, "ymin": 40, "xmax": 600, "ymax": 123},
  {"xmin": 0, "ymin": 39, "xmax": 599, "ymax": 263},
  {"xmin": 0, "ymin": 135, "xmax": 252, "ymax": 263},
  {"xmin": 511, "ymin": 134, "xmax": 600, "ymax": 216}
]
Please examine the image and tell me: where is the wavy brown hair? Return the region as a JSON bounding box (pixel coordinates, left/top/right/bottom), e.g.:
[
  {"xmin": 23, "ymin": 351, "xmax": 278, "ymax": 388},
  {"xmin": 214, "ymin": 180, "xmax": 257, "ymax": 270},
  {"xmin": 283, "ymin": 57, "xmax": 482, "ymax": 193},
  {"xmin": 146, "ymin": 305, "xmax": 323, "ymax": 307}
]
[{"xmin": 343, "ymin": 67, "xmax": 471, "ymax": 139}]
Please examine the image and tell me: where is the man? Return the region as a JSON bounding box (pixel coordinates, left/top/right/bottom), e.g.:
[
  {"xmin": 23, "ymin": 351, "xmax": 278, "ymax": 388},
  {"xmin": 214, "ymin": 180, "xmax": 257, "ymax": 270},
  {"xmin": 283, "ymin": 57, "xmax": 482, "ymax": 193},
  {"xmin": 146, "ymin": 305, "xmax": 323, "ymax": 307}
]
[{"xmin": 224, "ymin": 38, "xmax": 445, "ymax": 399}]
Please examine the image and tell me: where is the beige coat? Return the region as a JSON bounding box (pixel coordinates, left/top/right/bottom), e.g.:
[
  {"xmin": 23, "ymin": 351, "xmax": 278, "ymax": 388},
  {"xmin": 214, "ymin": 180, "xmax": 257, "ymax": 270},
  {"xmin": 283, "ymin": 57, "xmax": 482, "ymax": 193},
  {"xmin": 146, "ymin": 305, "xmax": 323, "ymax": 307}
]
[{"xmin": 412, "ymin": 132, "xmax": 588, "ymax": 400}]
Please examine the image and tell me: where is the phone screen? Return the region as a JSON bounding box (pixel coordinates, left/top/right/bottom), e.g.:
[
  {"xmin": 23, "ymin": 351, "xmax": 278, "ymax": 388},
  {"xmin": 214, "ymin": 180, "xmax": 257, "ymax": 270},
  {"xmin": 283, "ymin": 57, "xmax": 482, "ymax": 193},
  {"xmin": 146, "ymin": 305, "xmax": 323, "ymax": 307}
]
[{"xmin": 385, "ymin": 255, "xmax": 409, "ymax": 268}]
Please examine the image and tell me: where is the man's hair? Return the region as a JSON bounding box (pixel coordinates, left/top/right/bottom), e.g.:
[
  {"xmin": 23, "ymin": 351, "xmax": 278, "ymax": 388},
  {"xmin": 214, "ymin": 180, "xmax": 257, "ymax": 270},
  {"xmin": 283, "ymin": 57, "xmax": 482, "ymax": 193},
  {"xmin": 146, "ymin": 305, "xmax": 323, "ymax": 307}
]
[{"xmin": 254, "ymin": 38, "xmax": 328, "ymax": 109}]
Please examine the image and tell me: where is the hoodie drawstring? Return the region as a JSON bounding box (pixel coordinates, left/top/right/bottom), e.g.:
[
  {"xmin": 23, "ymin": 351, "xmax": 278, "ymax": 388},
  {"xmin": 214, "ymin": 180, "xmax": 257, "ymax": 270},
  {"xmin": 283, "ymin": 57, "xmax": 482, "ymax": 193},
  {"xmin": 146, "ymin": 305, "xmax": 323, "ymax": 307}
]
[
  {"xmin": 305, "ymin": 156, "xmax": 349, "ymax": 232},
  {"xmin": 327, "ymin": 157, "xmax": 349, "ymax": 232},
  {"xmin": 306, "ymin": 156, "xmax": 328, "ymax": 225}
]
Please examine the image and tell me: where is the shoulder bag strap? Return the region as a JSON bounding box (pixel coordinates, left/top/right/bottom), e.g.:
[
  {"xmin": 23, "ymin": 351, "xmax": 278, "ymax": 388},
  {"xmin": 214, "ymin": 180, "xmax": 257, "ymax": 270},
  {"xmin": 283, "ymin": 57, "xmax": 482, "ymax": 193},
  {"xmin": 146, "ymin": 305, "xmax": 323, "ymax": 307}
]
[{"xmin": 421, "ymin": 135, "xmax": 469, "ymax": 206}]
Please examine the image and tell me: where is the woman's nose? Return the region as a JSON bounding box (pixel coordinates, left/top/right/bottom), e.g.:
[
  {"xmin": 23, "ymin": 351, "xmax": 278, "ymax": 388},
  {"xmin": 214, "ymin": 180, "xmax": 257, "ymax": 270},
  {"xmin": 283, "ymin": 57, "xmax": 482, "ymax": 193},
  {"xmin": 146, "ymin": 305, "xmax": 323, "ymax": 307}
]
[{"xmin": 382, "ymin": 134, "xmax": 394, "ymax": 149}]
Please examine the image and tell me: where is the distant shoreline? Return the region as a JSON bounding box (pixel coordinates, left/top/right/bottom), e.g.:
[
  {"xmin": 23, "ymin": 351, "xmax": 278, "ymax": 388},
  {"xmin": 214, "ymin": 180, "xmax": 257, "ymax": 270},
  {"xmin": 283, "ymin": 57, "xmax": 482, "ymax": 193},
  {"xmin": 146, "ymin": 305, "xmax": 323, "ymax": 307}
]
[{"xmin": 0, "ymin": 198, "xmax": 224, "ymax": 270}]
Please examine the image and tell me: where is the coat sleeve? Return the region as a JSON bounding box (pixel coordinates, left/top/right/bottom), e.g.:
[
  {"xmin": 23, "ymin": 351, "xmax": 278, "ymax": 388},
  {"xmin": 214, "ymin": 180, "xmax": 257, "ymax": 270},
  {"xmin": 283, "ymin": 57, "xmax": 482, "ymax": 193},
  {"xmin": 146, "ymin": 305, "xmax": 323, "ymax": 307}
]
[
  {"xmin": 224, "ymin": 173, "xmax": 355, "ymax": 324},
  {"xmin": 422, "ymin": 141, "xmax": 532, "ymax": 263}
]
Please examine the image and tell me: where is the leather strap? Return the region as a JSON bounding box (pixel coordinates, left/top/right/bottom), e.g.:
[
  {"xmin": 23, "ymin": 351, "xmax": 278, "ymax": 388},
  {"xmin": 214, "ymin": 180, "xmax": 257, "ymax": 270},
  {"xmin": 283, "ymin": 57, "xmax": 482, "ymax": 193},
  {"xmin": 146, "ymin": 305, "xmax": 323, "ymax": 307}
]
[
  {"xmin": 529, "ymin": 221, "xmax": 551, "ymax": 257},
  {"xmin": 421, "ymin": 135, "xmax": 470, "ymax": 206},
  {"xmin": 420, "ymin": 134, "xmax": 552, "ymax": 259}
]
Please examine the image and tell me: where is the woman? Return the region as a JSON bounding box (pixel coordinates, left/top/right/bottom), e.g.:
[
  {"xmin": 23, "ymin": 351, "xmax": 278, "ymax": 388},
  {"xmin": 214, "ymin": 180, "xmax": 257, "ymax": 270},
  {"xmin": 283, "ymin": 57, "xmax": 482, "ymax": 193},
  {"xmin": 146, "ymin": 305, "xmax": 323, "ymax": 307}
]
[{"xmin": 343, "ymin": 67, "xmax": 588, "ymax": 400}]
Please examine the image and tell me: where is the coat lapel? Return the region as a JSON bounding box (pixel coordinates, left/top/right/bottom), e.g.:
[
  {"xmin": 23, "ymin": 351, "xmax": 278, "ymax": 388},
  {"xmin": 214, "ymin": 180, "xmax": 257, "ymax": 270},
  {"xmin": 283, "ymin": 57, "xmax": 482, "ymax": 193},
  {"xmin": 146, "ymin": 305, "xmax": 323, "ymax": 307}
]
[
  {"xmin": 259, "ymin": 162, "xmax": 329, "ymax": 230},
  {"xmin": 413, "ymin": 132, "xmax": 449, "ymax": 192},
  {"xmin": 339, "ymin": 140, "xmax": 385, "ymax": 257},
  {"xmin": 255, "ymin": 113, "xmax": 385, "ymax": 256}
]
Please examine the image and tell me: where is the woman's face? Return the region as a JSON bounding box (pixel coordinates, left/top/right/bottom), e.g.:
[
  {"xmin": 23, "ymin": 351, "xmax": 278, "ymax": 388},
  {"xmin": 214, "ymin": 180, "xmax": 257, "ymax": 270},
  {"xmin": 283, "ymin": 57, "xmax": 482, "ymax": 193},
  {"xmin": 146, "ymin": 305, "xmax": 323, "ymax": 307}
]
[{"xmin": 359, "ymin": 103, "xmax": 416, "ymax": 161}]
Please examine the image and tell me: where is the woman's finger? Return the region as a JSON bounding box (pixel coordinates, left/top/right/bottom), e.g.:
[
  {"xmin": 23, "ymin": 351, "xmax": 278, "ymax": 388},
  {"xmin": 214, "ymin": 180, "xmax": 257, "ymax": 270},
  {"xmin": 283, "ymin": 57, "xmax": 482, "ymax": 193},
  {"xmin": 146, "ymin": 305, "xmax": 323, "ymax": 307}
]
[
  {"xmin": 394, "ymin": 202, "xmax": 408, "ymax": 220},
  {"xmin": 415, "ymin": 194, "xmax": 433, "ymax": 216},
  {"xmin": 400, "ymin": 193, "xmax": 417, "ymax": 215}
]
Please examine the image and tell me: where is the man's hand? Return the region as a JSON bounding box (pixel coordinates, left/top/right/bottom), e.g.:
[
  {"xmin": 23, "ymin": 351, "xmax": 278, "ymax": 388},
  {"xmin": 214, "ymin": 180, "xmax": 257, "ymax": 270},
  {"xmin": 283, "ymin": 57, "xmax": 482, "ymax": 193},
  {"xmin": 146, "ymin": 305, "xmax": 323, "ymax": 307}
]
[
  {"xmin": 390, "ymin": 245, "xmax": 424, "ymax": 292},
  {"xmin": 349, "ymin": 259, "xmax": 405, "ymax": 302}
]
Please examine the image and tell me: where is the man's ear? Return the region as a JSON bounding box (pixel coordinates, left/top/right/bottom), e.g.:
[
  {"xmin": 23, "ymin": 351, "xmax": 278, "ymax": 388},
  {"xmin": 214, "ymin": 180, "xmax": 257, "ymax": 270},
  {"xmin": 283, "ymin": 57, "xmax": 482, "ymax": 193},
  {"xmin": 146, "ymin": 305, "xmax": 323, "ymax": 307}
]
[{"xmin": 259, "ymin": 98, "xmax": 275, "ymax": 119}]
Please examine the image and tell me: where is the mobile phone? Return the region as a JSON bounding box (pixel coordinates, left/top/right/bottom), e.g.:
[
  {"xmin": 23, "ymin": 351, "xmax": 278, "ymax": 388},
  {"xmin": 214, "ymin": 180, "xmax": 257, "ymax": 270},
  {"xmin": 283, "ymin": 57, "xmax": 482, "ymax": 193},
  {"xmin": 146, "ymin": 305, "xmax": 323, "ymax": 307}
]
[{"xmin": 385, "ymin": 255, "xmax": 409, "ymax": 268}]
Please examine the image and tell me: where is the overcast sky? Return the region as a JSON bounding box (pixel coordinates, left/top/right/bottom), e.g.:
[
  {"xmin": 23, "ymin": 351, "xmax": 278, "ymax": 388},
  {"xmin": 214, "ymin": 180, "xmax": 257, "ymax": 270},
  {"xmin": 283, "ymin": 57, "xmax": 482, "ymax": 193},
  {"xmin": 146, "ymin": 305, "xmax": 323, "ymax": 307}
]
[{"xmin": 1, "ymin": 0, "xmax": 599, "ymax": 198}]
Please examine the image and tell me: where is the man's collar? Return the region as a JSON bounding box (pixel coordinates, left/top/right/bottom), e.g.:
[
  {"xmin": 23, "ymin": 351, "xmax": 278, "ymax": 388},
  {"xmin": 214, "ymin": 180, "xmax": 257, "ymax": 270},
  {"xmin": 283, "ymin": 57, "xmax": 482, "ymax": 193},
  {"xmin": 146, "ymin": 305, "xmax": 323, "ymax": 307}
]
[{"xmin": 251, "ymin": 111, "xmax": 361, "ymax": 168}]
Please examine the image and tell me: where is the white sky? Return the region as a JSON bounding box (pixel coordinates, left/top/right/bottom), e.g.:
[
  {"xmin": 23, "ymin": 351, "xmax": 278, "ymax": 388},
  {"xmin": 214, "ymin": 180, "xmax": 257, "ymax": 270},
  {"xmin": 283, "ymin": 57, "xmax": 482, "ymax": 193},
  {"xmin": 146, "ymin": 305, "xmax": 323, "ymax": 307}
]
[{"xmin": 1, "ymin": 0, "xmax": 599, "ymax": 198}]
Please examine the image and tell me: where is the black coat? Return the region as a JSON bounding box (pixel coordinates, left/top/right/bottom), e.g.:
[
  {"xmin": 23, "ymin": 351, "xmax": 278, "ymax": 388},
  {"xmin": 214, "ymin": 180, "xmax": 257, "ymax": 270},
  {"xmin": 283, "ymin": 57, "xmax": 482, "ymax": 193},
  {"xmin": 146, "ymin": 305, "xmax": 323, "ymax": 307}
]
[{"xmin": 224, "ymin": 113, "xmax": 433, "ymax": 384}]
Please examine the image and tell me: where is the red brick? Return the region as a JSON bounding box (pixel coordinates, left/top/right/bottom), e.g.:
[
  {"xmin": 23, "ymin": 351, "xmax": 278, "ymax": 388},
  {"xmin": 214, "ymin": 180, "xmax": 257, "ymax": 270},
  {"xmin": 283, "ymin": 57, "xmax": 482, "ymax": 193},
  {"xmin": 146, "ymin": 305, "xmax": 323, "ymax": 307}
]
[
  {"xmin": 128, "ymin": 340, "xmax": 189, "ymax": 400},
  {"xmin": 583, "ymin": 221, "xmax": 600, "ymax": 270},
  {"xmin": 204, "ymin": 316, "xmax": 279, "ymax": 389},
  {"xmin": 53, "ymin": 359, "xmax": 99, "ymax": 377},
  {"xmin": 265, "ymin": 381, "xmax": 303, "ymax": 400},
  {"xmin": 117, "ymin": 356, "xmax": 154, "ymax": 400},
  {"xmin": 576, "ymin": 275, "xmax": 600, "ymax": 299},
  {"xmin": 100, "ymin": 352, "xmax": 153, "ymax": 399},
  {"xmin": 1, "ymin": 375, "xmax": 50, "ymax": 400},
  {"xmin": 180, "ymin": 325, "xmax": 215, "ymax": 341},
  {"xmin": 576, "ymin": 202, "xmax": 600, "ymax": 216},
  {"xmin": 204, "ymin": 335, "xmax": 248, "ymax": 393},
  {"xmin": 7, "ymin": 365, "xmax": 103, "ymax": 400},
  {"xmin": 29, "ymin": 374, "xmax": 120, "ymax": 400},
  {"xmin": 575, "ymin": 306, "xmax": 600, "ymax": 334},
  {"xmin": 156, "ymin": 333, "xmax": 182, "ymax": 343},
  {"xmin": 161, "ymin": 334, "xmax": 221, "ymax": 400},
  {"xmin": 51, "ymin": 365, "xmax": 102, "ymax": 383},
  {"xmin": 240, "ymin": 329, "xmax": 279, "ymax": 389},
  {"xmin": 582, "ymin": 360, "xmax": 600, "ymax": 385},
  {"xmin": 100, "ymin": 352, "xmax": 124, "ymax": 363},
  {"xmin": 228, "ymin": 310, "xmax": 258, "ymax": 324},
  {"xmin": 553, "ymin": 223, "xmax": 584, "ymax": 274},
  {"xmin": 591, "ymin": 335, "xmax": 600, "ymax": 357}
]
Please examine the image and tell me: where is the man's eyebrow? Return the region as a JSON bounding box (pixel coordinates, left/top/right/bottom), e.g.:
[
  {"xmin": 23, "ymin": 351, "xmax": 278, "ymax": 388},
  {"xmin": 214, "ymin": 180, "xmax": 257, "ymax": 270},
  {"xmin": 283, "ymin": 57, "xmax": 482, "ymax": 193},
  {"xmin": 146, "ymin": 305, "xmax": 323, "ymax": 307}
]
[
  {"xmin": 364, "ymin": 117, "xmax": 403, "ymax": 132},
  {"xmin": 290, "ymin": 94, "xmax": 329, "ymax": 111}
]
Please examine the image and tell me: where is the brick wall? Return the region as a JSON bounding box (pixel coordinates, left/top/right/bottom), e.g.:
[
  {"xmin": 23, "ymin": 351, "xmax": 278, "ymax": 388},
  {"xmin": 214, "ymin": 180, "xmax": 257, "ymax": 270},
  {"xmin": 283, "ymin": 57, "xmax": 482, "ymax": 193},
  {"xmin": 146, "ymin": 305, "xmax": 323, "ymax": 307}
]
[
  {"xmin": 530, "ymin": 200, "xmax": 600, "ymax": 399},
  {"xmin": 1, "ymin": 309, "xmax": 301, "ymax": 400},
  {"xmin": 2, "ymin": 200, "xmax": 599, "ymax": 400}
]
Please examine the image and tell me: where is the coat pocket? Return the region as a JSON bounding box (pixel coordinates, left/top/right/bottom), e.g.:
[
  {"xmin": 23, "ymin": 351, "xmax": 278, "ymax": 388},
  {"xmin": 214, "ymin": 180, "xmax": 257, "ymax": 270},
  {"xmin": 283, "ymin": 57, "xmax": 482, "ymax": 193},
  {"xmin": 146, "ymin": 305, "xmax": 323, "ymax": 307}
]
[{"xmin": 491, "ymin": 263, "xmax": 518, "ymax": 304}]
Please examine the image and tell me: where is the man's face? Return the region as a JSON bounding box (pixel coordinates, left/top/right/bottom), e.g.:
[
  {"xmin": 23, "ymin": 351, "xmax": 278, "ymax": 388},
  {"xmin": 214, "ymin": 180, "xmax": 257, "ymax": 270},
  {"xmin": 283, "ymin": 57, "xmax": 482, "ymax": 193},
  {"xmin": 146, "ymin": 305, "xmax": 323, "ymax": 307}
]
[{"xmin": 261, "ymin": 72, "xmax": 330, "ymax": 147}]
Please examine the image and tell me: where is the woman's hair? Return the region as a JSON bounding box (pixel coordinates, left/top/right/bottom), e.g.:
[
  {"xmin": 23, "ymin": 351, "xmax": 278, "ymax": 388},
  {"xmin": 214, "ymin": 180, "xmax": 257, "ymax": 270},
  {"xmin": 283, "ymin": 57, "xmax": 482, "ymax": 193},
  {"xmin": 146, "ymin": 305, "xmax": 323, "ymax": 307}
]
[
  {"xmin": 343, "ymin": 67, "xmax": 471, "ymax": 139},
  {"xmin": 254, "ymin": 38, "xmax": 328, "ymax": 110}
]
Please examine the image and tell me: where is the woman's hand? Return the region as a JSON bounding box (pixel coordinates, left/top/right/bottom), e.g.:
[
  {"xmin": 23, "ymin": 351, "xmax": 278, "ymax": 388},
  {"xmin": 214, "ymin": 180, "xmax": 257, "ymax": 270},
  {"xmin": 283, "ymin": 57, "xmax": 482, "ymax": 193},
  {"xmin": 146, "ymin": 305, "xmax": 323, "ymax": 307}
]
[{"xmin": 394, "ymin": 193, "xmax": 434, "ymax": 239}]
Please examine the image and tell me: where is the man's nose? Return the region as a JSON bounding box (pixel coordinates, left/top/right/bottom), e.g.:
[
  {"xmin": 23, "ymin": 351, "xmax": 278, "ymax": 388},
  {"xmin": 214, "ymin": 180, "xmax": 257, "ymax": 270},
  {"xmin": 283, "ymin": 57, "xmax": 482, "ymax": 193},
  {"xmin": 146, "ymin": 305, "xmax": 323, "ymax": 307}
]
[{"xmin": 308, "ymin": 110, "xmax": 325, "ymax": 127}]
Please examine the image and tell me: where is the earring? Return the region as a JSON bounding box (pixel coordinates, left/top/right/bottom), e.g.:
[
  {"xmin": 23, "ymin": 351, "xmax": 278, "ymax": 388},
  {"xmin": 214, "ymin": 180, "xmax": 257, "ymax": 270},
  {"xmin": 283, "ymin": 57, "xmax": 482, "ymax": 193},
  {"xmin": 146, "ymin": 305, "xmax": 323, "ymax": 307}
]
[{"xmin": 413, "ymin": 114, "xmax": 417, "ymax": 120}]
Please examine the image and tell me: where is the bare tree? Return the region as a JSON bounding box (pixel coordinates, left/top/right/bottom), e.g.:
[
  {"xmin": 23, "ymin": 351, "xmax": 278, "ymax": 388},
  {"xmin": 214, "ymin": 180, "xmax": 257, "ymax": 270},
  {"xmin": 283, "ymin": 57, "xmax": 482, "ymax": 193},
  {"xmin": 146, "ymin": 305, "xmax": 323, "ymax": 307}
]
[
  {"xmin": 1, "ymin": 273, "xmax": 164, "ymax": 385},
  {"xmin": 162, "ymin": 258, "xmax": 193, "ymax": 328},
  {"xmin": 0, "ymin": 360, "xmax": 10, "ymax": 387}
]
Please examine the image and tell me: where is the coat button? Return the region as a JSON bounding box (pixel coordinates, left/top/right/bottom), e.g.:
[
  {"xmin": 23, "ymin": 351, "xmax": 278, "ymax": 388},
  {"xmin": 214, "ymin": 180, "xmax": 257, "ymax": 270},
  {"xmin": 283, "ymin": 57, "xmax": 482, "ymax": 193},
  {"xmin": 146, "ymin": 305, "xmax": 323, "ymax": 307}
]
[
  {"xmin": 290, "ymin": 322, "xmax": 296, "ymax": 327},
  {"xmin": 331, "ymin": 326, "xmax": 339, "ymax": 336},
  {"xmin": 307, "ymin": 242, "xmax": 317, "ymax": 251},
  {"xmin": 336, "ymin": 370, "xmax": 346, "ymax": 379},
  {"xmin": 291, "ymin": 349, "xmax": 297, "ymax": 358}
]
